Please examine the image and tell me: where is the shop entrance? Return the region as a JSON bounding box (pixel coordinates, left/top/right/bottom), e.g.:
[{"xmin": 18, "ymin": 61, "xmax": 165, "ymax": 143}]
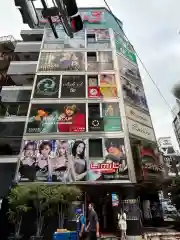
[{"xmin": 85, "ymin": 187, "xmax": 118, "ymax": 233}]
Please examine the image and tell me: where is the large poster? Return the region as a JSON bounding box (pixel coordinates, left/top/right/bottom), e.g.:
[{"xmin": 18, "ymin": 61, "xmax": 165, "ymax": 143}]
[
  {"xmin": 33, "ymin": 75, "xmax": 60, "ymax": 98},
  {"xmin": 61, "ymin": 75, "xmax": 85, "ymax": 98},
  {"xmin": 163, "ymin": 155, "xmax": 180, "ymax": 177},
  {"xmin": 122, "ymin": 77, "xmax": 148, "ymax": 111},
  {"xmin": 88, "ymin": 138, "xmax": 129, "ymax": 181},
  {"xmin": 38, "ymin": 52, "xmax": 85, "ymax": 72},
  {"xmin": 118, "ymin": 55, "xmax": 142, "ymax": 87},
  {"xmin": 18, "ymin": 139, "xmax": 87, "ymax": 182},
  {"xmin": 26, "ymin": 103, "xmax": 86, "ymax": 134}
]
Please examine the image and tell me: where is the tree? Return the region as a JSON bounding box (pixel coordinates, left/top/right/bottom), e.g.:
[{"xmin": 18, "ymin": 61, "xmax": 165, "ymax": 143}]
[
  {"xmin": 27, "ymin": 184, "xmax": 49, "ymax": 239},
  {"xmin": 8, "ymin": 185, "xmax": 31, "ymax": 239},
  {"xmin": 46, "ymin": 185, "xmax": 81, "ymax": 228}
]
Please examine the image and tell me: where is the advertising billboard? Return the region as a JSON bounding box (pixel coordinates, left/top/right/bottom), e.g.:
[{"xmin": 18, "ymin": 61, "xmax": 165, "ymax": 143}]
[
  {"xmin": 88, "ymin": 138, "xmax": 129, "ymax": 181},
  {"xmin": 118, "ymin": 55, "xmax": 142, "ymax": 87},
  {"xmin": 122, "ymin": 77, "xmax": 148, "ymax": 112},
  {"xmin": 33, "ymin": 75, "xmax": 60, "ymax": 98},
  {"xmin": 18, "ymin": 139, "xmax": 87, "ymax": 182},
  {"xmin": 18, "ymin": 137, "xmax": 129, "ymax": 182},
  {"xmin": 115, "ymin": 34, "xmax": 137, "ymax": 64},
  {"xmin": 127, "ymin": 119, "xmax": 156, "ymax": 142},
  {"xmin": 61, "ymin": 75, "xmax": 86, "ymax": 98},
  {"xmin": 138, "ymin": 144, "xmax": 164, "ymax": 180},
  {"xmin": 102, "ymin": 102, "xmax": 121, "ymax": 132},
  {"xmin": 125, "ymin": 105, "xmax": 152, "ymax": 128},
  {"xmin": 26, "ymin": 103, "xmax": 86, "ymax": 134},
  {"xmin": 38, "ymin": 52, "xmax": 85, "ymax": 72},
  {"xmin": 88, "ymin": 74, "xmax": 118, "ymax": 98},
  {"xmin": 163, "ymin": 155, "xmax": 180, "ymax": 177}
]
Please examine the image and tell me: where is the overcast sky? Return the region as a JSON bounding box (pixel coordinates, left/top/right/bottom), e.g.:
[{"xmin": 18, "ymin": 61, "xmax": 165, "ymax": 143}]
[{"xmin": 1, "ymin": 0, "xmax": 180, "ymax": 148}]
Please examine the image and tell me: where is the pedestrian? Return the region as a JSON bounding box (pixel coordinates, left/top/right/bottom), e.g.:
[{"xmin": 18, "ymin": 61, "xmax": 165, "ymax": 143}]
[
  {"xmin": 87, "ymin": 203, "xmax": 100, "ymax": 240},
  {"xmin": 76, "ymin": 208, "xmax": 86, "ymax": 240},
  {"xmin": 118, "ymin": 211, "xmax": 127, "ymax": 240}
]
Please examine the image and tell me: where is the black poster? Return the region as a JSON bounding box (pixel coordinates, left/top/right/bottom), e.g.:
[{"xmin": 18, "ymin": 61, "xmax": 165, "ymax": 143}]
[
  {"xmin": 88, "ymin": 118, "xmax": 104, "ymax": 131},
  {"xmin": 61, "ymin": 75, "xmax": 85, "ymax": 98},
  {"xmin": 33, "ymin": 75, "xmax": 60, "ymax": 98}
]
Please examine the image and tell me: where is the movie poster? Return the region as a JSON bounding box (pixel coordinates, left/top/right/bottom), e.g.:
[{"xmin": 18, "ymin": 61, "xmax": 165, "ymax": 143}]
[
  {"xmin": 18, "ymin": 139, "xmax": 87, "ymax": 182},
  {"xmin": 88, "ymin": 138, "xmax": 129, "ymax": 181},
  {"xmin": 26, "ymin": 103, "xmax": 86, "ymax": 134},
  {"xmin": 33, "ymin": 75, "xmax": 60, "ymax": 98}
]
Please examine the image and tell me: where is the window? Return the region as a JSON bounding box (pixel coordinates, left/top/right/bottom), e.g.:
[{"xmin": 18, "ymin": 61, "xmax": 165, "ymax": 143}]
[
  {"xmin": 87, "ymin": 34, "xmax": 96, "ymax": 42},
  {"xmin": 89, "ymin": 139, "xmax": 103, "ymax": 158},
  {"xmin": 0, "ymin": 138, "xmax": 22, "ymax": 155},
  {"xmin": 87, "ymin": 52, "xmax": 97, "ymax": 62},
  {"xmin": 0, "ymin": 103, "xmax": 29, "ymax": 117},
  {"xmin": 88, "ymin": 103, "xmax": 100, "ymax": 118},
  {"xmin": 0, "ymin": 89, "xmax": 31, "ymax": 102},
  {"xmin": 61, "ymin": 75, "xmax": 85, "ymax": 98},
  {"xmin": 0, "ymin": 122, "xmax": 25, "ymax": 137}
]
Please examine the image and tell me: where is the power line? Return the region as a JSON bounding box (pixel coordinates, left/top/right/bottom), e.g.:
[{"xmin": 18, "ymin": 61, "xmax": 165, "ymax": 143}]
[{"xmin": 103, "ymin": 0, "xmax": 173, "ymax": 113}]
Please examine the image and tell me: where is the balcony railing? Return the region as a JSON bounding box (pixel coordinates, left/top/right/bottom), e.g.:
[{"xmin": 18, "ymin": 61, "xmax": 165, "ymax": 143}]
[
  {"xmin": 87, "ymin": 41, "xmax": 111, "ymax": 49},
  {"xmin": 87, "ymin": 61, "xmax": 114, "ymax": 71}
]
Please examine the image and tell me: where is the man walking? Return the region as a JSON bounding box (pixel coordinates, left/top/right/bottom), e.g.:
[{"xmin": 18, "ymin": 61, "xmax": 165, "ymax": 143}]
[
  {"xmin": 76, "ymin": 208, "xmax": 86, "ymax": 240},
  {"xmin": 87, "ymin": 203, "xmax": 100, "ymax": 240}
]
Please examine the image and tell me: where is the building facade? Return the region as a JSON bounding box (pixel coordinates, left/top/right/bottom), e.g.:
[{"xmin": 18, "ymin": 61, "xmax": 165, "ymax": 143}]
[{"xmin": 1, "ymin": 6, "xmax": 165, "ymax": 237}]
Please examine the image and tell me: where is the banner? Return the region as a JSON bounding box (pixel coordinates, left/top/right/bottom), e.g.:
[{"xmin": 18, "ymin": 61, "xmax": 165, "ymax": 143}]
[
  {"xmin": 61, "ymin": 75, "xmax": 85, "ymax": 98},
  {"xmin": 127, "ymin": 119, "xmax": 156, "ymax": 142},
  {"xmin": 88, "ymin": 118, "xmax": 104, "ymax": 131},
  {"xmin": 33, "ymin": 75, "xmax": 60, "ymax": 98},
  {"xmin": 88, "ymin": 86, "xmax": 101, "ymax": 98},
  {"xmin": 122, "ymin": 77, "xmax": 148, "ymax": 111},
  {"xmin": 88, "ymin": 138, "xmax": 129, "ymax": 181},
  {"xmin": 125, "ymin": 105, "xmax": 152, "ymax": 128},
  {"xmin": 26, "ymin": 103, "xmax": 86, "ymax": 134},
  {"xmin": 18, "ymin": 139, "xmax": 87, "ymax": 182},
  {"xmin": 38, "ymin": 52, "xmax": 85, "ymax": 72}
]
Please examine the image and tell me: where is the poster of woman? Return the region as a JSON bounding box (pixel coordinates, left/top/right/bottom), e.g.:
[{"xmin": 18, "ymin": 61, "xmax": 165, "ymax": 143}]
[{"xmin": 18, "ymin": 139, "xmax": 87, "ymax": 182}]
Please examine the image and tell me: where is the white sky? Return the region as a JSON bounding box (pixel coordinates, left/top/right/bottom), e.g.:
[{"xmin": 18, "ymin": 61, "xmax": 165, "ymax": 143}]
[{"xmin": 0, "ymin": 0, "xmax": 180, "ymax": 149}]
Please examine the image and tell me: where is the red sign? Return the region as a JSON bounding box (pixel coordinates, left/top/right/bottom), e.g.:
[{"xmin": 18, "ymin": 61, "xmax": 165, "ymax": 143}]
[
  {"xmin": 90, "ymin": 162, "xmax": 120, "ymax": 174},
  {"xmin": 88, "ymin": 86, "xmax": 101, "ymax": 98}
]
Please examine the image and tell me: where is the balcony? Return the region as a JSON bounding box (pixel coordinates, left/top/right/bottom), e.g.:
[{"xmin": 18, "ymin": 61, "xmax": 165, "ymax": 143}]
[
  {"xmin": 20, "ymin": 29, "xmax": 44, "ymax": 42},
  {"xmin": 0, "ymin": 35, "xmax": 16, "ymax": 52},
  {"xmin": 87, "ymin": 41, "xmax": 111, "ymax": 50},
  {"xmin": 7, "ymin": 61, "xmax": 37, "ymax": 75},
  {"xmin": 87, "ymin": 61, "xmax": 114, "ymax": 71},
  {"xmin": 7, "ymin": 74, "xmax": 35, "ymax": 86}
]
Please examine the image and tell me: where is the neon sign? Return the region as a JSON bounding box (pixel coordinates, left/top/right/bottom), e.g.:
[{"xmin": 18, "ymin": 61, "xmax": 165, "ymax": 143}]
[{"xmin": 38, "ymin": 10, "xmax": 104, "ymax": 24}]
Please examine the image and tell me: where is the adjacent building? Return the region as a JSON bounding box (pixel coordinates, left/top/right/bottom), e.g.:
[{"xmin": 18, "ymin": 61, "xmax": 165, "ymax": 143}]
[{"xmin": 1, "ymin": 5, "xmax": 165, "ymax": 238}]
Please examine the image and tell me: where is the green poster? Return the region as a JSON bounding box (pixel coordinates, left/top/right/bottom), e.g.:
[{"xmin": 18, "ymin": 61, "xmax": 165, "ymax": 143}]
[{"xmin": 103, "ymin": 116, "xmax": 121, "ymax": 132}]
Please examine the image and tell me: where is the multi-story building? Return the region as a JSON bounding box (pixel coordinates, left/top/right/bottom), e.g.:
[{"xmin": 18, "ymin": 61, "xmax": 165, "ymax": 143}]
[
  {"xmin": 1, "ymin": 5, "xmax": 165, "ymax": 238},
  {"xmin": 0, "ymin": 35, "xmax": 19, "ymax": 199}
]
